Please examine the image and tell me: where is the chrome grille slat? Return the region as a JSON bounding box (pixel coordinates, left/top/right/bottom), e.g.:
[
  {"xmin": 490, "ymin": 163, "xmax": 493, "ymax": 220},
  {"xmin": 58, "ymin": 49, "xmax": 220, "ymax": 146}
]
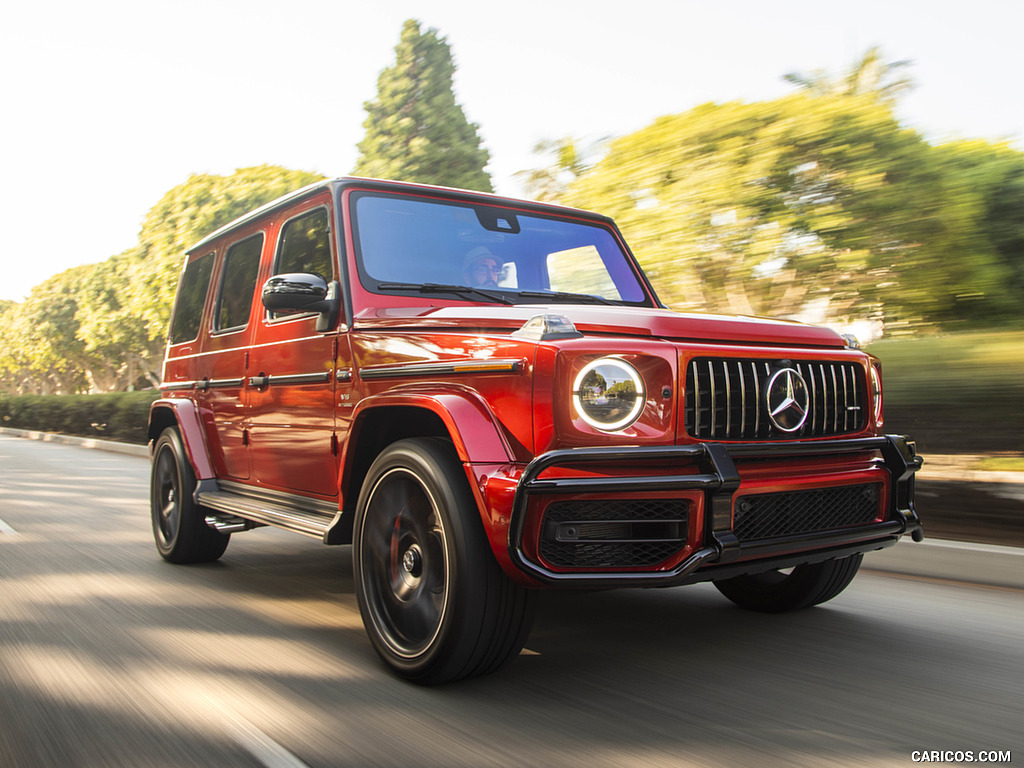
[
  {"xmin": 723, "ymin": 360, "xmax": 732, "ymax": 438},
  {"xmin": 691, "ymin": 360, "xmax": 701, "ymax": 436},
  {"xmin": 708, "ymin": 360, "xmax": 716, "ymax": 439},
  {"xmin": 831, "ymin": 364, "xmax": 839, "ymax": 433},
  {"xmin": 842, "ymin": 366, "xmax": 850, "ymax": 431},
  {"xmin": 752, "ymin": 362, "xmax": 762, "ymax": 437},
  {"xmin": 684, "ymin": 357, "xmax": 867, "ymax": 441},
  {"xmin": 739, "ymin": 361, "xmax": 747, "ymax": 436}
]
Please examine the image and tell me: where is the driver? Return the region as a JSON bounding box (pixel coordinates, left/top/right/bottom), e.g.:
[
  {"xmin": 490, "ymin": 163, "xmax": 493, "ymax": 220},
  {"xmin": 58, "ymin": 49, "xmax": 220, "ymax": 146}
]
[{"xmin": 463, "ymin": 247, "xmax": 503, "ymax": 288}]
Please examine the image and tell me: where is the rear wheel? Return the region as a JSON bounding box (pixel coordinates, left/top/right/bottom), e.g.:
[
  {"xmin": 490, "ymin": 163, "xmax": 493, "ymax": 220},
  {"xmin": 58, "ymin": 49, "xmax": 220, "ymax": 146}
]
[
  {"xmin": 353, "ymin": 438, "xmax": 536, "ymax": 684},
  {"xmin": 150, "ymin": 427, "xmax": 229, "ymax": 564},
  {"xmin": 713, "ymin": 554, "xmax": 863, "ymax": 613}
]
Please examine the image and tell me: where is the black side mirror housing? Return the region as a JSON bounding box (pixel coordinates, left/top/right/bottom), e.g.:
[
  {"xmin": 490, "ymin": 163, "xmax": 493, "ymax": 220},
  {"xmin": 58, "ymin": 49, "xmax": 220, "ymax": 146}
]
[{"xmin": 262, "ymin": 273, "xmax": 341, "ymax": 332}]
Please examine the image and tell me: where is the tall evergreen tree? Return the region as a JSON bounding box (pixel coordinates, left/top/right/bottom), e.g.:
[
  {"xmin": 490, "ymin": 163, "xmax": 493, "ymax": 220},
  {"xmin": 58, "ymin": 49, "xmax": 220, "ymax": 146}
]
[{"xmin": 354, "ymin": 19, "xmax": 492, "ymax": 192}]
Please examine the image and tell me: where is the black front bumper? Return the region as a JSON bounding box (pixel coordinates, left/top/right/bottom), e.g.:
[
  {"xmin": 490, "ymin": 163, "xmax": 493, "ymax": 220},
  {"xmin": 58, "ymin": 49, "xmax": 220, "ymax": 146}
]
[{"xmin": 506, "ymin": 435, "xmax": 923, "ymax": 588}]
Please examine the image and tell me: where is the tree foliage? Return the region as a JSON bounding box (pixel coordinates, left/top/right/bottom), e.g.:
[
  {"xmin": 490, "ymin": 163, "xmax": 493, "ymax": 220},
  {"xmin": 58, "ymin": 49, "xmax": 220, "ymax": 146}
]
[
  {"xmin": 541, "ymin": 50, "xmax": 1024, "ymax": 333},
  {"xmin": 784, "ymin": 46, "xmax": 913, "ymax": 105},
  {"xmin": 354, "ymin": 19, "xmax": 492, "ymax": 192},
  {"xmin": 130, "ymin": 165, "xmax": 324, "ymax": 353},
  {"xmin": 3, "ymin": 46, "xmax": 1022, "ymax": 396},
  {"xmin": 517, "ymin": 137, "xmax": 604, "ymax": 202},
  {"xmin": 0, "ymin": 165, "xmax": 322, "ymax": 394}
]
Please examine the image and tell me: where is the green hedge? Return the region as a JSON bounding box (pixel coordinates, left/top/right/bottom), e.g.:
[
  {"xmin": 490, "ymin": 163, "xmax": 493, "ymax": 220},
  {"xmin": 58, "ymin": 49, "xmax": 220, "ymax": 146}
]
[
  {"xmin": 0, "ymin": 391, "xmax": 161, "ymax": 445},
  {"xmin": 868, "ymin": 330, "xmax": 1024, "ymax": 455}
]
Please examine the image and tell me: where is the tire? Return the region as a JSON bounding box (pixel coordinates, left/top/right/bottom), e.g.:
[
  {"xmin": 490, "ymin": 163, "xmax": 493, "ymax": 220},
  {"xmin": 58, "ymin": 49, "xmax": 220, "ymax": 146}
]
[
  {"xmin": 713, "ymin": 554, "xmax": 863, "ymax": 613},
  {"xmin": 150, "ymin": 427, "xmax": 229, "ymax": 564},
  {"xmin": 353, "ymin": 437, "xmax": 537, "ymax": 684}
]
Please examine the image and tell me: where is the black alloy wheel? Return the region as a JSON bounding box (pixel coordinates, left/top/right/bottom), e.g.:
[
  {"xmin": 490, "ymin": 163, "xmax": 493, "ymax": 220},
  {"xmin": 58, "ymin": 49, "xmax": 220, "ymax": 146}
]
[
  {"xmin": 150, "ymin": 427, "xmax": 229, "ymax": 564},
  {"xmin": 353, "ymin": 438, "xmax": 536, "ymax": 684}
]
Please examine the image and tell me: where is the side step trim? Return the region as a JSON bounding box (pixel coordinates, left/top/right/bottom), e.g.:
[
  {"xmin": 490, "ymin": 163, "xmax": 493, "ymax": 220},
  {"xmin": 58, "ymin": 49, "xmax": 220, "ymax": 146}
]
[{"xmin": 196, "ymin": 481, "xmax": 338, "ymax": 541}]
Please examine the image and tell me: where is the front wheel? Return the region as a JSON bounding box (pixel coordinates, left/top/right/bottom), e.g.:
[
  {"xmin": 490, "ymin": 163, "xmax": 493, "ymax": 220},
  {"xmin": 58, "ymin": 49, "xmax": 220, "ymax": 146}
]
[
  {"xmin": 353, "ymin": 438, "xmax": 536, "ymax": 684},
  {"xmin": 713, "ymin": 554, "xmax": 863, "ymax": 613},
  {"xmin": 150, "ymin": 427, "xmax": 229, "ymax": 564}
]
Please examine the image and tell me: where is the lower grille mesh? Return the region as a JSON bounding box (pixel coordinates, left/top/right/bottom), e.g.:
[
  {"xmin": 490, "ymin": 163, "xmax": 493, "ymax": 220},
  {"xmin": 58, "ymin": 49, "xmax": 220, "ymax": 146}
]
[
  {"xmin": 540, "ymin": 500, "xmax": 688, "ymax": 569},
  {"xmin": 734, "ymin": 483, "xmax": 882, "ymax": 541}
]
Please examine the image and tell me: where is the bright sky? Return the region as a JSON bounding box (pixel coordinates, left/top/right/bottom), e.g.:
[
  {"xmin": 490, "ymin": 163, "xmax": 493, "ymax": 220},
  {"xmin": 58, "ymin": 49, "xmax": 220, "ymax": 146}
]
[{"xmin": 2, "ymin": 0, "xmax": 1021, "ymax": 303}]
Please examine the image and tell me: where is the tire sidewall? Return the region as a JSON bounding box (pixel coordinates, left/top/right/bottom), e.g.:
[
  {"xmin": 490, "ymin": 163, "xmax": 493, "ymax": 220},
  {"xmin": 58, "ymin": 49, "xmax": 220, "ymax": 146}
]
[
  {"xmin": 150, "ymin": 426, "xmax": 228, "ymax": 563},
  {"xmin": 714, "ymin": 554, "xmax": 863, "ymax": 613},
  {"xmin": 151, "ymin": 428, "xmax": 189, "ymax": 558}
]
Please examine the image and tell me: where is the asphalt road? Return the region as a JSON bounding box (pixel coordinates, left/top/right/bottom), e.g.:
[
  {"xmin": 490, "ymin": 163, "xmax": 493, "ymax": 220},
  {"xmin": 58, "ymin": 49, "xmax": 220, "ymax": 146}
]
[{"xmin": 1, "ymin": 435, "xmax": 1021, "ymax": 768}]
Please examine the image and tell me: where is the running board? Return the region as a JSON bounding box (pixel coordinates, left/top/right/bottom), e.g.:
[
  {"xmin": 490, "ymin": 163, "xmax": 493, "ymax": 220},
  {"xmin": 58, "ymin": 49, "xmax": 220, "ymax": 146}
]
[{"xmin": 195, "ymin": 480, "xmax": 344, "ymax": 542}]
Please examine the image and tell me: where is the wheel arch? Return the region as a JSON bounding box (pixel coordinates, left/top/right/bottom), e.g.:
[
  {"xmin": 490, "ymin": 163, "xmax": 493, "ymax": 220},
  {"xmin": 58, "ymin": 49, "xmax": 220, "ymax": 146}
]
[
  {"xmin": 340, "ymin": 391, "xmax": 516, "ymax": 538},
  {"xmin": 147, "ymin": 398, "xmax": 215, "ymax": 480}
]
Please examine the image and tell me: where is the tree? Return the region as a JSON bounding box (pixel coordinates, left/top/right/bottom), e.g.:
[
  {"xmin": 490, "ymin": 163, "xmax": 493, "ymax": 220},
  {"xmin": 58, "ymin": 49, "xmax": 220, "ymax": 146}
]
[
  {"xmin": 0, "ymin": 268, "xmax": 90, "ymax": 394},
  {"xmin": 73, "ymin": 253, "xmax": 157, "ymax": 391},
  {"xmin": 0, "ymin": 165, "xmax": 323, "ymax": 393},
  {"xmin": 127, "ymin": 165, "xmax": 325, "ymax": 372},
  {"xmin": 561, "ymin": 93, "xmax": 956, "ymax": 329},
  {"xmin": 916, "ymin": 140, "xmax": 1024, "ymax": 324},
  {"xmin": 517, "ymin": 136, "xmax": 605, "ymax": 202},
  {"xmin": 354, "ymin": 19, "xmax": 492, "ymax": 192},
  {"xmin": 784, "ymin": 46, "xmax": 913, "ymax": 105}
]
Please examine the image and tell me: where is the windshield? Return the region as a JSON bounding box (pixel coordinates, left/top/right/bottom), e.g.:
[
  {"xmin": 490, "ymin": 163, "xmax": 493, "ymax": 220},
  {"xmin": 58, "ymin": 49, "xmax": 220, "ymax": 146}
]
[{"xmin": 351, "ymin": 192, "xmax": 650, "ymax": 305}]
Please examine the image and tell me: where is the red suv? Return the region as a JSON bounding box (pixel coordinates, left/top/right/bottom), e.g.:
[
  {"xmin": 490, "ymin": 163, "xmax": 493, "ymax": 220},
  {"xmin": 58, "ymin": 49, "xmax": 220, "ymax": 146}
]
[{"xmin": 149, "ymin": 177, "xmax": 922, "ymax": 683}]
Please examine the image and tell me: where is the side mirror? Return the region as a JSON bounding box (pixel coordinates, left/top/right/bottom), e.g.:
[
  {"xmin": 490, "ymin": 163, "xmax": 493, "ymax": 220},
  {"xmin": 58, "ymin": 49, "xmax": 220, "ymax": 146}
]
[{"xmin": 262, "ymin": 273, "xmax": 341, "ymax": 332}]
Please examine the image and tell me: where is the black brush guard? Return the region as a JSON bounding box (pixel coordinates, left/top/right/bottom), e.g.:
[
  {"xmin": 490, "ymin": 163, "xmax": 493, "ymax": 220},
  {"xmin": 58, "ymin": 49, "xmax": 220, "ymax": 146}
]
[{"xmin": 506, "ymin": 435, "xmax": 923, "ymax": 588}]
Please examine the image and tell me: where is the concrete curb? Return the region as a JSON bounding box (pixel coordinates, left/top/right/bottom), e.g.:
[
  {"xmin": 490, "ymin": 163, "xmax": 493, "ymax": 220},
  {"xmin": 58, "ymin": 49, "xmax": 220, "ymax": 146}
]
[
  {"xmin": 863, "ymin": 537, "xmax": 1024, "ymax": 590},
  {"xmin": 3, "ymin": 427, "xmax": 1021, "ymax": 590},
  {"xmin": 917, "ymin": 454, "xmax": 1024, "ymax": 484},
  {"xmin": 0, "ymin": 427, "xmax": 149, "ymax": 458}
]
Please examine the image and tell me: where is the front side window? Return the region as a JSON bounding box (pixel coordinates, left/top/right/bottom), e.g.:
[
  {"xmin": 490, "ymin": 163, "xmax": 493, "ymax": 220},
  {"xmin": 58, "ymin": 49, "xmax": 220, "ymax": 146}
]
[
  {"xmin": 214, "ymin": 234, "xmax": 263, "ymax": 332},
  {"xmin": 170, "ymin": 252, "xmax": 214, "ymax": 344},
  {"xmin": 274, "ymin": 208, "xmax": 332, "ymax": 279},
  {"xmin": 351, "ymin": 193, "xmax": 650, "ymax": 305}
]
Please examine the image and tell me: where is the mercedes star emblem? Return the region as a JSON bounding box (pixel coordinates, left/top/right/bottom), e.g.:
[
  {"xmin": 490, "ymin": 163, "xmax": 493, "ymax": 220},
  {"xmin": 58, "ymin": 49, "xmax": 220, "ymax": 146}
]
[{"xmin": 766, "ymin": 368, "xmax": 810, "ymax": 433}]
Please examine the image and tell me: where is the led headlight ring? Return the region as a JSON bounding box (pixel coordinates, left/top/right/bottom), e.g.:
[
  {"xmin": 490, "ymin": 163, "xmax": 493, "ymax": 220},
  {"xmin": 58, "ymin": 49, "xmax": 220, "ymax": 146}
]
[{"xmin": 572, "ymin": 357, "xmax": 646, "ymax": 432}]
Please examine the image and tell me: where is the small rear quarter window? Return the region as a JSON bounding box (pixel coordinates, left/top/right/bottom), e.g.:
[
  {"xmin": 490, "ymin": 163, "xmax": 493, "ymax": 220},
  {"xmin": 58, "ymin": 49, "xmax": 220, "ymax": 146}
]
[
  {"xmin": 214, "ymin": 234, "xmax": 263, "ymax": 332},
  {"xmin": 169, "ymin": 252, "xmax": 214, "ymax": 344}
]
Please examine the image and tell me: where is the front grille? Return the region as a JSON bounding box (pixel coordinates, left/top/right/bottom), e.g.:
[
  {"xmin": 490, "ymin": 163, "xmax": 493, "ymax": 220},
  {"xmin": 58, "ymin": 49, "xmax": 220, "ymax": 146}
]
[
  {"xmin": 684, "ymin": 358, "xmax": 867, "ymax": 441},
  {"xmin": 734, "ymin": 483, "xmax": 882, "ymax": 541},
  {"xmin": 539, "ymin": 499, "xmax": 688, "ymax": 569}
]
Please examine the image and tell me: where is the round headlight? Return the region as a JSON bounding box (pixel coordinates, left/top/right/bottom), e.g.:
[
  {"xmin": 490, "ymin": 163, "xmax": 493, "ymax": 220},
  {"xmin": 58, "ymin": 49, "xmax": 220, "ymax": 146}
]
[
  {"xmin": 870, "ymin": 364, "xmax": 884, "ymax": 427},
  {"xmin": 573, "ymin": 357, "xmax": 645, "ymax": 431}
]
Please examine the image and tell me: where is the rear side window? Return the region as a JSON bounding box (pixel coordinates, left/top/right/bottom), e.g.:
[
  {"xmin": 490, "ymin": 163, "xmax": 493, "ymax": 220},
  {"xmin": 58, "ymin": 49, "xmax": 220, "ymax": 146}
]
[
  {"xmin": 169, "ymin": 252, "xmax": 214, "ymax": 344},
  {"xmin": 274, "ymin": 208, "xmax": 332, "ymax": 279},
  {"xmin": 214, "ymin": 234, "xmax": 263, "ymax": 332}
]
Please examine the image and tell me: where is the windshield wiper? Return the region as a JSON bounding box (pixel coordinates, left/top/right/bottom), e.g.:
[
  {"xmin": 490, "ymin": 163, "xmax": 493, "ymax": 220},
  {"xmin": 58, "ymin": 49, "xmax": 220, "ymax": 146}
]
[
  {"xmin": 515, "ymin": 289, "xmax": 617, "ymax": 306},
  {"xmin": 377, "ymin": 282, "xmax": 515, "ymax": 305}
]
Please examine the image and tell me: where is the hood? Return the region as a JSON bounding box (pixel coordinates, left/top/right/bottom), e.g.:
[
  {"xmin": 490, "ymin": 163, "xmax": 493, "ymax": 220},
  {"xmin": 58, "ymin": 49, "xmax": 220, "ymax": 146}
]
[{"xmin": 353, "ymin": 304, "xmax": 847, "ymax": 348}]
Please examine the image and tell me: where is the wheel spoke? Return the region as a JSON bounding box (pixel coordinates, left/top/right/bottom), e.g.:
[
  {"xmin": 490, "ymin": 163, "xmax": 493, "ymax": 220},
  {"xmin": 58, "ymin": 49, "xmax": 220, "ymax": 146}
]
[
  {"xmin": 396, "ymin": 591, "xmax": 439, "ymax": 640},
  {"xmin": 161, "ymin": 500, "xmax": 178, "ymax": 537}
]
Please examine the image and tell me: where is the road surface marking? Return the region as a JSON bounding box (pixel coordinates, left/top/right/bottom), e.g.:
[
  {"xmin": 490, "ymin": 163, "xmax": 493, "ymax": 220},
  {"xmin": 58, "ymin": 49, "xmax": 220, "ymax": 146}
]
[
  {"xmin": 202, "ymin": 696, "xmax": 312, "ymax": 768},
  {"xmin": 0, "ymin": 518, "xmax": 18, "ymax": 535}
]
